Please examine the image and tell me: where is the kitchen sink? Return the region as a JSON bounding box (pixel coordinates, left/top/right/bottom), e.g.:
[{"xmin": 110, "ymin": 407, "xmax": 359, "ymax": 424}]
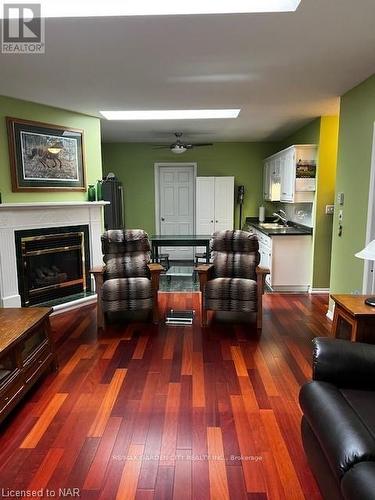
[{"xmin": 258, "ymin": 223, "xmax": 287, "ymax": 229}]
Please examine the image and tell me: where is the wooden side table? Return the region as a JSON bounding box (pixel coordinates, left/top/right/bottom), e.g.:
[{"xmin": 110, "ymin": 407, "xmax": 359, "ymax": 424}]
[
  {"xmin": 331, "ymin": 294, "xmax": 375, "ymax": 342},
  {"xmin": 0, "ymin": 307, "xmax": 57, "ymax": 424}
]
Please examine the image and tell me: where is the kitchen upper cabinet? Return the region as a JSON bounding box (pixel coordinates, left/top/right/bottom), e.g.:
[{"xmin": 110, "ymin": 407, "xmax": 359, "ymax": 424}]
[
  {"xmin": 264, "ymin": 157, "xmax": 281, "ymax": 202},
  {"xmin": 280, "ymin": 148, "xmax": 296, "ymax": 202},
  {"xmin": 196, "ymin": 177, "xmax": 234, "ymax": 235},
  {"xmin": 264, "ymin": 145, "xmax": 317, "ymax": 203},
  {"xmin": 263, "ymin": 161, "xmax": 271, "ymax": 201}
]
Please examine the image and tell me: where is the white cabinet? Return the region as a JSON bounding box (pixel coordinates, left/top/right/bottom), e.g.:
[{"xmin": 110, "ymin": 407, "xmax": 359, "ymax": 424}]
[
  {"xmin": 280, "ymin": 147, "xmax": 296, "ymax": 202},
  {"xmin": 196, "ymin": 177, "xmax": 234, "ymax": 236},
  {"xmin": 263, "ymin": 145, "xmax": 317, "ymax": 203},
  {"xmin": 263, "ymin": 159, "xmax": 281, "ymax": 202},
  {"xmin": 263, "ymin": 161, "xmax": 271, "ymax": 201},
  {"xmin": 213, "ymin": 177, "xmax": 235, "ymax": 231},
  {"xmin": 251, "ymin": 227, "xmax": 312, "ymax": 292}
]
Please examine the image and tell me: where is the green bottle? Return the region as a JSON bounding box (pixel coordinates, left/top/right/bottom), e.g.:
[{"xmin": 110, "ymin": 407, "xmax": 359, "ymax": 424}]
[{"xmin": 88, "ymin": 185, "xmax": 96, "ymax": 202}]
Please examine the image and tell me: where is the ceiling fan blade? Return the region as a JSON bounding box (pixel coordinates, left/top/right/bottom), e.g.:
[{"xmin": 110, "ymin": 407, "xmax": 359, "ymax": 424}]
[
  {"xmin": 152, "ymin": 145, "xmax": 170, "ymax": 149},
  {"xmin": 190, "ymin": 143, "xmax": 213, "ymax": 148}
]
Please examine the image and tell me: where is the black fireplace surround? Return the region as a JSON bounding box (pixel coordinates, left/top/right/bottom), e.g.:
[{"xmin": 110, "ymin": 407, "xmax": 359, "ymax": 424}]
[{"xmin": 15, "ymin": 225, "xmax": 91, "ymax": 306}]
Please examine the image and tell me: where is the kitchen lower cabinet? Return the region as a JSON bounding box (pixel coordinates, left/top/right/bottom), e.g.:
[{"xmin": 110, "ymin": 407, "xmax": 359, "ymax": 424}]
[{"xmin": 252, "ymin": 228, "xmax": 312, "ymax": 292}]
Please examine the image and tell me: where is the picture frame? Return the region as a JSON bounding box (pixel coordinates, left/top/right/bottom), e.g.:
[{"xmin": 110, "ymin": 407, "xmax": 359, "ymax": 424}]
[{"xmin": 6, "ymin": 117, "xmax": 86, "ymax": 192}]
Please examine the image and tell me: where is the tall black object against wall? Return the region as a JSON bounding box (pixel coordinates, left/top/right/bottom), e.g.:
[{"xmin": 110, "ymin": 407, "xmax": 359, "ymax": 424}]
[{"xmin": 101, "ymin": 178, "xmax": 124, "ymax": 229}]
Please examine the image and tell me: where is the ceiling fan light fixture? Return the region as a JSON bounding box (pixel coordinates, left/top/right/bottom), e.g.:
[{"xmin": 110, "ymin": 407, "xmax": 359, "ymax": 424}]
[
  {"xmin": 171, "ymin": 145, "xmax": 187, "ymax": 154},
  {"xmin": 3, "ymin": 1, "xmax": 302, "ymax": 18}
]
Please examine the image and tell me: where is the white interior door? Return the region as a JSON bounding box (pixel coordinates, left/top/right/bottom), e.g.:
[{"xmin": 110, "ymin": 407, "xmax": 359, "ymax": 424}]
[
  {"xmin": 158, "ymin": 165, "xmax": 194, "ymax": 260},
  {"xmin": 214, "ymin": 177, "xmax": 235, "ymax": 231}
]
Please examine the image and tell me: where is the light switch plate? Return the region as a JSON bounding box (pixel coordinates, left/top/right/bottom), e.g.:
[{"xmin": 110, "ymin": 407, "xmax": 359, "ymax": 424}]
[{"xmin": 325, "ymin": 205, "xmax": 334, "ymax": 215}]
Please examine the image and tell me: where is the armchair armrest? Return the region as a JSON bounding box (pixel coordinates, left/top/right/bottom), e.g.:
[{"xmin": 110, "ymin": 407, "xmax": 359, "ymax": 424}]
[
  {"xmin": 312, "ymin": 337, "xmax": 375, "ymax": 389},
  {"xmin": 196, "ymin": 264, "xmax": 214, "ymax": 292},
  {"xmin": 256, "ymin": 266, "xmax": 270, "ymax": 276},
  {"xmin": 147, "ymin": 263, "xmax": 164, "ymax": 290},
  {"xmin": 147, "ymin": 263, "xmax": 164, "ymax": 274},
  {"xmin": 90, "ymin": 265, "xmax": 105, "ymax": 330},
  {"xmin": 147, "ymin": 263, "xmax": 164, "ymax": 324},
  {"xmin": 90, "ymin": 265, "xmax": 105, "ymax": 275}
]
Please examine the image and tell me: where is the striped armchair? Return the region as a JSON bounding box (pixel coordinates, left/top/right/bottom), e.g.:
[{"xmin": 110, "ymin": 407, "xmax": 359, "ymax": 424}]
[
  {"xmin": 91, "ymin": 230, "xmax": 163, "ymax": 329},
  {"xmin": 197, "ymin": 230, "xmax": 269, "ymax": 329}
]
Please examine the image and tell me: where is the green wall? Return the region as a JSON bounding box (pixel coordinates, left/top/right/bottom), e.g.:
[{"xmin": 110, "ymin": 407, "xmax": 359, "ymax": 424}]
[
  {"xmin": 0, "ymin": 95, "xmax": 102, "ymax": 202},
  {"xmin": 278, "ymin": 117, "xmax": 339, "ymax": 289},
  {"xmin": 101, "ymin": 142, "xmax": 277, "ymax": 235},
  {"xmin": 314, "ymin": 116, "xmax": 339, "ymax": 288},
  {"xmin": 330, "ymin": 74, "xmax": 375, "ymax": 295},
  {"xmin": 280, "ymin": 118, "xmax": 321, "ymax": 150}
]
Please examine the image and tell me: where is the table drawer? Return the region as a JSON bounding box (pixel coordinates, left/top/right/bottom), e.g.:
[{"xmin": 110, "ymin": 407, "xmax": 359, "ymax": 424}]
[
  {"xmin": 23, "ymin": 346, "xmax": 53, "ymax": 386},
  {"xmin": 0, "ymin": 374, "xmax": 24, "ymax": 415}
]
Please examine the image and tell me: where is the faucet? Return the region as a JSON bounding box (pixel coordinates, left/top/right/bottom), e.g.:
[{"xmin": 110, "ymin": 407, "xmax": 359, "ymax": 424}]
[{"xmin": 272, "ymin": 209, "xmax": 289, "ymax": 227}]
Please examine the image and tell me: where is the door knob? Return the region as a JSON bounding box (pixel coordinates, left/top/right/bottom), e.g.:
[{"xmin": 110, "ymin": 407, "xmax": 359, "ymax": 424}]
[
  {"xmin": 161, "ymin": 217, "xmax": 165, "ymax": 221},
  {"xmin": 210, "ymin": 220, "xmax": 214, "ymax": 223},
  {"xmin": 215, "ymin": 220, "xmax": 218, "ymax": 223}
]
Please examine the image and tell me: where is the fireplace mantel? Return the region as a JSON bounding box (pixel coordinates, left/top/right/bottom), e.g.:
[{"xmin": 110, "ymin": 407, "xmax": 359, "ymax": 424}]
[
  {"xmin": 0, "ymin": 201, "xmax": 108, "ymax": 308},
  {"xmin": 0, "ymin": 201, "xmax": 109, "ymax": 209}
]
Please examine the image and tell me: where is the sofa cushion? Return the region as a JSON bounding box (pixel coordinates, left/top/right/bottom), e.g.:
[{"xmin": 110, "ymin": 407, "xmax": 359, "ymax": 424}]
[
  {"xmin": 205, "ymin": 277, "xmax": 257, "ymax": 312},
  {"xmin": 341, "ymin": 389, "xmax": 375, "ymax": 438},
  {"xmin": 102, "ymin": 277, "xmax": 152, "ymax": 301},
  {"xmin": 299, "ymin": 381, "xmax": 375, "ymax": 481},
  {"xmin": 341, "ymin": 462, "xmax": 375, "ymax": 500}
]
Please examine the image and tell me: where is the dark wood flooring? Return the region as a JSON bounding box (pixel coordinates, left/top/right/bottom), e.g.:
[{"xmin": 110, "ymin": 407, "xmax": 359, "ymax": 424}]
[{"xmin": 0, "ymin": 293, "xmax": 331, "ymax": 499}]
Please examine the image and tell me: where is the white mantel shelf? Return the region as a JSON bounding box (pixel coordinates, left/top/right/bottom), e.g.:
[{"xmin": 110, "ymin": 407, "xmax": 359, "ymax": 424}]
[{"xmin": 0, "ymin": 201, "xmax": 109, "ymax": 209}]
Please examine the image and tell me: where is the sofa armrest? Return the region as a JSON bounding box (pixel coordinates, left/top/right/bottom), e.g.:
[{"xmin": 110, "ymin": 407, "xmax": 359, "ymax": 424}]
[{"xmin": 312, "ymin": 337, "xmax": 375, "ymax": 389}]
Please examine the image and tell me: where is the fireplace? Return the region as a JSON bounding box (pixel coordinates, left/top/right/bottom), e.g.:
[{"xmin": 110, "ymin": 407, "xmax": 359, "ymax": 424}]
[{"xmin": 15, "ymin": 225, "xmax": 91, "ymax": 306}]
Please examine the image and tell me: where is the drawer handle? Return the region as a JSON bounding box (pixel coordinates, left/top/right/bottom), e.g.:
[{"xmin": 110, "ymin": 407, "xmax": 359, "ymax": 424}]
[
  {"xmin": 4, "ymin": 396, "xmax": 9, "ymax": 402},
  {"xmin": 39, "ymin": 360, "xmax": 43, "ymax": 364}
]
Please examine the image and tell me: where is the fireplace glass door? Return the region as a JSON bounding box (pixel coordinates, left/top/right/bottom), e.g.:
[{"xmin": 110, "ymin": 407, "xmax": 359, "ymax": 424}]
[{"xmin": 17, "ymin": 230, "xmax": 89, "ymax": 306}]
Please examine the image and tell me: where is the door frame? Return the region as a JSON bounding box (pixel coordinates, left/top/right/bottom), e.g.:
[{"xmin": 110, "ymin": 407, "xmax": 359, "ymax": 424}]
[
  {"xmin": 154, "ymin": 162, "xmax": 197, "ymax": 235},
  {"xmin": 363, "ymin": 122, "xmax": 375, "ymax": 293}
]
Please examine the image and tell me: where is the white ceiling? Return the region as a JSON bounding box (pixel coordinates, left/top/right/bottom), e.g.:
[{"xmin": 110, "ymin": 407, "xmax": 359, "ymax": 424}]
[{"xmin": 1, "ymin": 0, "xmax": 375, "ymax": 143}]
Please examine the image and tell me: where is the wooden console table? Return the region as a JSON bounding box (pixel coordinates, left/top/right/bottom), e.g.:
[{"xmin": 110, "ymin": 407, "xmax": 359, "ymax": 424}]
[
  {"xmin": 331, "ymin": 294, "xmax": 375, "ymax": 342},
  {"xmin": 0, "ymin": 308, "xmax": 57, "ymax": 424}
]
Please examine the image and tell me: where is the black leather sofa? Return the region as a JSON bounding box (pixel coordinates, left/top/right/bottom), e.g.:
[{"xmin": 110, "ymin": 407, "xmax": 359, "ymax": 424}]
[{"xmin": 299, "ymin": 337, "xmax": 375, "ymax": 500}]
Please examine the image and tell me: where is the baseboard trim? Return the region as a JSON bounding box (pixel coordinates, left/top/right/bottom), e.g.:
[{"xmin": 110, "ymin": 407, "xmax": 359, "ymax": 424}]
[
  {"xmin": 310, "ymin": 288, "xmax": 330, "ymax": 294},
  {"xmin": 51, "ymin": 294, "xmax": 97, "ymax": 315}
]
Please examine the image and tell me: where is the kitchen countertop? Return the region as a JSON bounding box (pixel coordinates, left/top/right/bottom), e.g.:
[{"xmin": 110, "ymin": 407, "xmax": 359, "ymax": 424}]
[{"xmin": 244, "ymin": 218, "xmax": 313, "ymax": 236}]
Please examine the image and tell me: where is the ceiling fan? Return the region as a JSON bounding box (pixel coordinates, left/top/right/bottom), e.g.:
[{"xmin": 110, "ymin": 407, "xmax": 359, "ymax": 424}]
[{"xmin": 153, "ymin": 132, "xmax": 213, "ymax": 154}]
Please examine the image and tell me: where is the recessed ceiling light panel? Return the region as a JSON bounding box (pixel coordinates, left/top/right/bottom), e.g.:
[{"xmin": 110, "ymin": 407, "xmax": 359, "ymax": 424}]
[
  {"xmin": 100, "ymin": 109, "xmax": 241, "ymax": 120},
  {"xmin": 1, "ymin": 1, "xmax": 302, "ymax": 18}
]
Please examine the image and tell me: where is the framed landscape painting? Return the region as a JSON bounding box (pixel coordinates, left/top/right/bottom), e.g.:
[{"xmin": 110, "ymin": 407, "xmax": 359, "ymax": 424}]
[{"xmin": 6, "ymin": 117, "xmax": 86, "ymax": 191}]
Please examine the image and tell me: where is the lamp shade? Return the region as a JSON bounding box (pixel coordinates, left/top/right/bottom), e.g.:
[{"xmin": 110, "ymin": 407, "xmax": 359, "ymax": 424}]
[{"xmin": 355, "ymin": 240, "xmax": 375, "ymax": 260}]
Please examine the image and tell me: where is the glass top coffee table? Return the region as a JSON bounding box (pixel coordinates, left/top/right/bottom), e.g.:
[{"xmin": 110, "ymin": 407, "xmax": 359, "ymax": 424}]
[{"xmin": 165, "ymin": 266, "xmax": 194, "ymax": 277}]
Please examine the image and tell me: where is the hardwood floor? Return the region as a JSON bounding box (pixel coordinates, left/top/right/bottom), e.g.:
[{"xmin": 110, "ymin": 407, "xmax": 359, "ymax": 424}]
[{"xmin": 0, "ymin": 293, "xmax": 331, "ymax": 499}]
